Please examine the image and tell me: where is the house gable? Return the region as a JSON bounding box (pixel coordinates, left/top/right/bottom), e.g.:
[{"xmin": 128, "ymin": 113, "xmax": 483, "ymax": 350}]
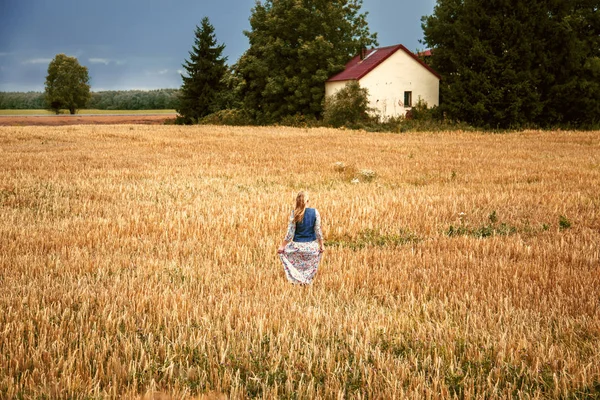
[{"xmin": 327, "ymin": 44, "xmax": 441, "ymax": 83}]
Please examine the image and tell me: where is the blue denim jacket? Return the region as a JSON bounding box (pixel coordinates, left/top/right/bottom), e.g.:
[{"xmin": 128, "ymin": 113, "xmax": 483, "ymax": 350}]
[{"xmin": 294, "ymin": 208, "xmax": 317, "ymax": 242}]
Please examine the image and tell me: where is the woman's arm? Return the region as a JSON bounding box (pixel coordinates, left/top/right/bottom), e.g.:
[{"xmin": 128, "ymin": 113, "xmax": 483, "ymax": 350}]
[
  {"xmin": 315, "ymin": 209, "xmax": 324, "ymax": 252},
  {"xmin": 278, "ymin": 239, "xmax": 289, "ymax": 253},
  {"xmin": 278, "ymin": 211, "xmax": 295, "ymax": 253}
]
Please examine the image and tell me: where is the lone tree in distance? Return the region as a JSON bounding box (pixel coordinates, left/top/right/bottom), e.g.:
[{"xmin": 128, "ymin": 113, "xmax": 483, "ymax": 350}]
[
  {"xmin": 178, "ymin": 17, "xmax": 227, "ymax": 124},
  {"xmin": 44, "ymin": 54, "xmax": 91, "ymax": 114}
]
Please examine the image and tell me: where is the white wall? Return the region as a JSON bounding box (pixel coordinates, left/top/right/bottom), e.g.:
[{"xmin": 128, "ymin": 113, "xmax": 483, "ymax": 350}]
[
  {"xmin": 325, "ymin": 80, "xmax": 349, "ymax": 98},
  {"xmin": 325, "ymin": 50, "xmax": 440, "ymax": 120}
]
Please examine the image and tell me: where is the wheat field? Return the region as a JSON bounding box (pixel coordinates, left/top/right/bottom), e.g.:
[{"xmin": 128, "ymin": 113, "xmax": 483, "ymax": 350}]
[{"xmin": 0, "ymin": 125, "xmax": 599, "ymax": 399}]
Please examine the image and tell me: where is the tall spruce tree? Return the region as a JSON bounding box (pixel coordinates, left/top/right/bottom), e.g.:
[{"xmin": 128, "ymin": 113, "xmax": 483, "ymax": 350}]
[
  {"xmin": 178, "ymin": 17, "xmax": 227, "ymax": 124},
  {"xmin": 422, "ymin": 0, "xmax": 600, "ymax": 128},
  {"xmin": 237, "ymin": 0, "xmax": 377, "ymax": 123}
]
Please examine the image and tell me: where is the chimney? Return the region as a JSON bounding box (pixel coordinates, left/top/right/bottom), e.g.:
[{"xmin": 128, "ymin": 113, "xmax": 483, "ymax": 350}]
[{"xmin": 360, "ymin": 47, "xmax": 367, "ymax": 60}]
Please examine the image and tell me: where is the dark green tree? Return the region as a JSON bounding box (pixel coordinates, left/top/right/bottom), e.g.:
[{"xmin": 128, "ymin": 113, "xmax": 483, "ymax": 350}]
[
  {"xmin": 44, "ymin": 54, "xmax": 91, "ymax": 114},
  {"xmin": 237, "ymin": 0, "xmax": 377, "ymax": 124},
  {"xmin": 322, "ymin": 81, "xmax": 372, "ymax": 128},
  {"xmin": 178, "ymin": 17, "xmax": 227, "ymax": 124},
  {"xmin": 212, "ymin": 66, "xmax": 244, "ymax": 112},
  {"xmin": 541, "ymin": 0, "xmax": 600, "ymax": 127},
  {"xmin": 422, "ymin": 0, "xmax": 600, "ymax": 128}
]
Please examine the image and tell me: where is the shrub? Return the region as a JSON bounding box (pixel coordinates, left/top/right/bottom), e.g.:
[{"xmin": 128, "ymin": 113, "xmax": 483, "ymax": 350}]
[
  {"xmin": 359, "ymin": 98, "xmax": 471, "ymax": 133},
  {"xmin": 197, "ymin": 109, "xmax": 254, "ymax": 126},
  {"xmin": 332, "ymin": 162, "xmax": 376, "ymax": 183},
  {"xmin": 322, "ymin": 81, "xmax": 374, "ymax": 128},
  {"xmin": 559, "ymin": 215, "xmax": 572, "ymax": 230},
  {"xmin": 277, "ymin": 113, "xmax": 319, "ymax": 128},
  {"xmin": 406, "ymin": 98, "xmax": 441, "ymax": 121}
]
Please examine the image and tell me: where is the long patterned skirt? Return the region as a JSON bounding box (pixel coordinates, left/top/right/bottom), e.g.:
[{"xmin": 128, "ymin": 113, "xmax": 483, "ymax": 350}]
[{"xmin": 279, "ymin": 241, "xmax": 322, "ymax": 284}]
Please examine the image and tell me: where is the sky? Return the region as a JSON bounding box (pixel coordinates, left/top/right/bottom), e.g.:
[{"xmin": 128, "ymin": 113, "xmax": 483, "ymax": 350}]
[{"xmin": 0, "ymin": 0, "xmax": 437, "ymax": 92}]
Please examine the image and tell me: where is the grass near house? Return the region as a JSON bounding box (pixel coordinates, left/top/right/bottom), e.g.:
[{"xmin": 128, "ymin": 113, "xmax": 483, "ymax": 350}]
[
  {"xmin": 0, "ymin": 109, "xmax": 177, "ymax": 115},
  {"xmin": 0, "ymin": 125, "xmax": 599, "ymax": 398}
]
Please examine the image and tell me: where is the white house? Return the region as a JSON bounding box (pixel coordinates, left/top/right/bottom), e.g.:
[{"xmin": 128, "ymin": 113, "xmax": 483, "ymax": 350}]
[{"xmin": 325, "ymin": 44, "xmax": 440, "ymax": 119}]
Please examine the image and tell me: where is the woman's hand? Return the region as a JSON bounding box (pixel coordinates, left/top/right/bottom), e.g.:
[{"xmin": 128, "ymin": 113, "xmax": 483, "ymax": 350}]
[
  {"xmin": 277, "ymin": 246, "xmax": 285, "ymax": 254},
  {"xmin": 319, "ymin": 246, "xmax": 324, "ymax": 253}
]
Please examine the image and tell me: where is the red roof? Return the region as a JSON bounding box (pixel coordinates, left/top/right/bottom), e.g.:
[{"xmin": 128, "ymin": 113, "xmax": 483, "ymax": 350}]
[{"xmin": 327, "ymin": 44, "xmax": 440, "ymax": 82}]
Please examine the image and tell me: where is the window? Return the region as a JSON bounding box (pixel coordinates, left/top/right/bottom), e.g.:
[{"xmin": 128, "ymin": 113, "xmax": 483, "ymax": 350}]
[{"xmin": 404, "ymin": 91, "xmax": 412, "ymax": 108}]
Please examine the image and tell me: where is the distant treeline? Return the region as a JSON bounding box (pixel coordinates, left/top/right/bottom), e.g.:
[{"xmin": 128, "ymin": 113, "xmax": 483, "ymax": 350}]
[
  {"xmin": 0, "ymin": 92, "xmax": 46, "ymax": 109},
  {"xmin": 0, "ymin": 89, "xmax": 180, "ymax": 110}
]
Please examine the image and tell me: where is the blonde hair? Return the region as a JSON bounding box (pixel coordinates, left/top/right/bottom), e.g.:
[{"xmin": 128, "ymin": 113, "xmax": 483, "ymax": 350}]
[{"xmin": 293, "ymin": 191, "xmax": 308, "ymax": 224}]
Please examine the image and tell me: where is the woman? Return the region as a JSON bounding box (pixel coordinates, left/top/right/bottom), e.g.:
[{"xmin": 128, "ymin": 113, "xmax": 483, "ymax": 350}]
[{"xmin": 277, "ymin": 191, "xmax": 324, "ymax": 284}]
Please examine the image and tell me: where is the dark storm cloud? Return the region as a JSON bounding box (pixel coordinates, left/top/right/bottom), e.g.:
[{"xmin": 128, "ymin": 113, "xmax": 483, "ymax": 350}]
[{"xmin": 0, "ymin": 0, "xmax": 436, "ymax": 92}]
